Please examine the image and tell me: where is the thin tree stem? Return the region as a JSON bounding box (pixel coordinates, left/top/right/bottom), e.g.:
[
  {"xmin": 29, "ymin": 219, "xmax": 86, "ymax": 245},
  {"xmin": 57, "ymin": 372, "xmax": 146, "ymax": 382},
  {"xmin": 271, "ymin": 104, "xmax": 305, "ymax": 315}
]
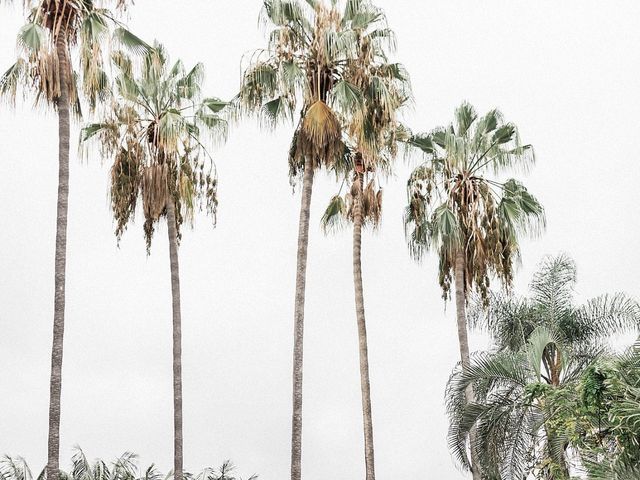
[
  {"xmin": 166, "ymin": 198, "xmax": 183, "ymax": 480},
  {"xmin": 291, "ymin": 156, "xmax": 315, "ymax": 480},
  {"xmin": 352, "ymin": 175, "xmax": 376, "ymax": 480},
  {"xmin": 47, "ymin": 33, "xmax": 70, "ymax": 480},
  {"xmin": 454, "ymin": 252, "xmax": 481, "ymax": 480}
]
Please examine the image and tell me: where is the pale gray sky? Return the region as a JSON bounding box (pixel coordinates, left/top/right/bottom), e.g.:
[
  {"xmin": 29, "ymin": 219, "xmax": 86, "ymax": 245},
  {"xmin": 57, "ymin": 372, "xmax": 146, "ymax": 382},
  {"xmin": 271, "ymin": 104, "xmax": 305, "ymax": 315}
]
[{"xmin": 1, "ymin": 1, "xmax": 639, "ymax": 479}]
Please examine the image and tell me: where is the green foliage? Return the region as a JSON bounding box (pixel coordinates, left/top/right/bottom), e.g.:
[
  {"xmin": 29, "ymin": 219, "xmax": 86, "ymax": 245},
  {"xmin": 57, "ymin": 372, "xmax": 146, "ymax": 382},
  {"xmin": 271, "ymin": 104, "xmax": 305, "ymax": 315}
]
[
  {"xmin": 447, "ymin": 255, "xmax": 640, "ymax": 479},
  {"xmin": 469, "ymin": 255, "xmax": 640, "ymax": 356},
  {"xmin": 0, "ymin": 449, "xmax": 257, "ymax": 480}
]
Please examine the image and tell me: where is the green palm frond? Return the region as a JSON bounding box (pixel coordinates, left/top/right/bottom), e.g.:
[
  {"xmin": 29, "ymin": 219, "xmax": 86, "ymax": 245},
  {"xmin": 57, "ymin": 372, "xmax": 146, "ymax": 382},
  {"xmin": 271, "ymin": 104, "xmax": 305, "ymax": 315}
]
[
  {"xmin": 321, "ymin": 194, "xmax": 347, "ymax": 233},
  {"xmin": 0, "ymin": 60, "xmax": 27, "ymax": 103},
  {"xmin": 576, "ymin": 293, "xmax": 640, "ymax": 340},
  {"xmin": 586, "ymin": 461, "xmax": 640, "ymax": 480},
  {"xmin": 529, "ymin": 254, "xmax": 576, "ymax": 312},
  {"xmin": 112, "ymin": 28, "xmax": 152, "ymax": 57},
  {"xmin": 0, "ymin": 456, "xmax": 33, "ymax": 480},
  {"xmin": 526, "ymin": 325, "xmax": 562, "ymax": 382},
  {"xmin": 17, "ymin": 22, "xmax": 46, "ymax": 53}
]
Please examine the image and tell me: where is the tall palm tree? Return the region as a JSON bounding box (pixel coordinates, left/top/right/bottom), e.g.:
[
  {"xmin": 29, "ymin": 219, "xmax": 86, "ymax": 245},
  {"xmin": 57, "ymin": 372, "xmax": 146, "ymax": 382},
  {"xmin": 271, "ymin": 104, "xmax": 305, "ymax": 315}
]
[
  {"xmin": 320, "ymin": 58, "xmax": 410, "ymax": 480},
  {"xmin": 236, "ymin": 1, "xmax": 400, "ymax": 478},
  {"xmin": 446, "ymin": 255, "xmax": 640, "ymax": 479},
  {"xmin": 81, "ymin": 43, "xmax": 228, "ymax": 480},
  {"xmin": 403, "ymin": 102, "xmax": 546, "ymax": 479},
  {"xmin": 0, "ymin": 3, "xmax": 134, "ymax": 480}
]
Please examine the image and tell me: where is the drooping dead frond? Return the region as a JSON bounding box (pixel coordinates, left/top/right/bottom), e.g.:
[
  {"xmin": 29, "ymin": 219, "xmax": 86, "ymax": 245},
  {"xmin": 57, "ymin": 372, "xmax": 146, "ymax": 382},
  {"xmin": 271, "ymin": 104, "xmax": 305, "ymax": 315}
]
[
  {"xmin": 345, "ymin": 175, "xmax": 383, "ymax": 228},
  {"xmin": 110, "ymin": 141, "xmax": 143, "ymax": 241},
  {"xmin": 360, "ymin": 178, "xmax": 382, "ymax": 227},
  {"xmin": 142, "ymin": 163, "xmax": 169, "ymax": 222}
]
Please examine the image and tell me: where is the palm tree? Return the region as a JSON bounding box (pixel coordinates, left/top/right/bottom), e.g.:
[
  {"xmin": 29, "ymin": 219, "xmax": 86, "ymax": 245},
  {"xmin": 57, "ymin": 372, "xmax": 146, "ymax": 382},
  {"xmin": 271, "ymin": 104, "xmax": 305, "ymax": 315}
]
[
  {"xmin": 0, "ymin": 3, "xmax": 134, "ymax": 480},
  {"xmin": 236, "ymin": 1, "xmax": 401, "ymax": 478},
  {"xmin": 320, "ymin": 58, "xmax": 409, "ymax": 480},
  {"xmin": 446, "ymin": 255, "xmax": 640, "ymax": 479},
  {"xmin": 81, "ymin": 43, "xmax": 228, "ymax": 480},
  {"xmin": 403, "ymin": 102, "xmax": 545, "ymax": 479}
]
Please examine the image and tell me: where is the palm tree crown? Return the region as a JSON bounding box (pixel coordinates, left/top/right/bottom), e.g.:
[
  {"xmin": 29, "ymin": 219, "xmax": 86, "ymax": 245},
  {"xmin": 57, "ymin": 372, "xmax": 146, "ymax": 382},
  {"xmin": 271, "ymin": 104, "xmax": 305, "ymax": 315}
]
[
  {"xmin": 237, "ymin": 0, "xmax": 405, "ymax": 181},
  {"xmin": 0, "ymin": 0, "xmax": 133, "ymax": 112},
  {"xmin": 469, "ymin": 254, "xmax": 640, "ymax": 357},
  {"xmin": 404, "ymin": 102, "xmax": 545, "ymax": 302},
  {"xmin": 82, "ymin": 42, "xmax": 227, "ymax": 248}
]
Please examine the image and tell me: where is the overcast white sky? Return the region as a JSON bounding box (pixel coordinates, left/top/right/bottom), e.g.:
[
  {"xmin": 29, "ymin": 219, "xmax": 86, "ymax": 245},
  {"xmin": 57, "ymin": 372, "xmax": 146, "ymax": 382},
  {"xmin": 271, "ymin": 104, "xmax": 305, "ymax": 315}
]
[{"xmin": 1, "ymin": 1, "xmax": 640, "ymax": 479}]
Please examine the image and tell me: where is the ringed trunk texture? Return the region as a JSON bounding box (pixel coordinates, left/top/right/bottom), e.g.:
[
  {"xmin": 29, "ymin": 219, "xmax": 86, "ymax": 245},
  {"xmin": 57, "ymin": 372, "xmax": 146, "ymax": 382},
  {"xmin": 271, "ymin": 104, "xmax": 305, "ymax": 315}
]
[
  {"xmin": 166, "ymin": 198, "xmax": 183, "ymax": 480},
  {"xmin": 46, "ymin": 34, "xmax": 70, "ymax": 480},
  {"xmin": 453, "ymin": 252, "xmax": 481, "ymax": 480},
  {"xmin": 352, "ymin": 179, "xmax": 376, "ymax": 480},
  {"xmin": 290, "ymin": 156, "xmax": 315, "ymax": 480}
]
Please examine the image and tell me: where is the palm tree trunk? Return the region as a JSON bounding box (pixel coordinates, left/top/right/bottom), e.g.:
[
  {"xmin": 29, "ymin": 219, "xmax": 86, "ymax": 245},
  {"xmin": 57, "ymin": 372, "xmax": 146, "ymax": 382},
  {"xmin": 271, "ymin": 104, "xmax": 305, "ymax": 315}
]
[
  {"xmin": 352, "ymin": 178, "xmax": 376, "ymax": 480},
  {"xmin": 290, "ymin": 156, "xmax": 315, "ymax": 480},
  {"xmin": 166, "ymin": 198, "xmax": 183, "ymax": 480},
  {"xmin": 454, "ymin": 251, "xmax": 481, "ymax": 480},
  {"xmin": 545, "ymin": 426, "xmax": 570, "ymax": 479},
  {"xmin": 46, "ymin": 35, "xmax": 70, "ymax": 480}
]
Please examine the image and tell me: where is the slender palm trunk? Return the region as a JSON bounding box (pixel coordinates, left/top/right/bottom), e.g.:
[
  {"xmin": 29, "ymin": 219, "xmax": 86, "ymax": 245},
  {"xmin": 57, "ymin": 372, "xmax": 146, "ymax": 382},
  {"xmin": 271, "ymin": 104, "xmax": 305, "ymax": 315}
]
[
  {"xmin": 352, "ymin": 177, "xmax": 375, "ymax": 480},
  {"xmin": 166, "ymin": 198, "xmax": 183, "ymax": 480},
  {"xmin": 453, "ymin": 252, "xmax": 481, "ymax": 480},
  {"xmin": 290, "ymin": 156, "xmax": 315, "ymax": 480},
  {"xmin": 46, "ymin": 35, "xmax": 70, "ymax": 480}
]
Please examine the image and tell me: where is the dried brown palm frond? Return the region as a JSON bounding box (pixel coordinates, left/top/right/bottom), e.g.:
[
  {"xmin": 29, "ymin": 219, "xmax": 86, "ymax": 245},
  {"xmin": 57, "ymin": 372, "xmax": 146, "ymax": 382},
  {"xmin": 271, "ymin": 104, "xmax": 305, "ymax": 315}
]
[
  {"xmin": 110, "ymin": 140, "xmax": 142, "ymax": 239},
  {"xmin": 345, "ymin": 176, "xmax": 383, "ymax": 228},
  {"xmin": 295, "ymin": 99, "xmax": 344, "ymax": 169},
  {"xmin": 322, "ymin": 168, "xmax": 384, "ymax": 232},
  {"xmin": 360, "ymin": 178, "xmax": 383, "ymax": 227},
  {"xmin": 142, "ymin": 163, "xmax": 169, "ymax": 222},
  {"xmin": 36, "ymin": 0, "xmax": 83, "ymax": 40}
]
